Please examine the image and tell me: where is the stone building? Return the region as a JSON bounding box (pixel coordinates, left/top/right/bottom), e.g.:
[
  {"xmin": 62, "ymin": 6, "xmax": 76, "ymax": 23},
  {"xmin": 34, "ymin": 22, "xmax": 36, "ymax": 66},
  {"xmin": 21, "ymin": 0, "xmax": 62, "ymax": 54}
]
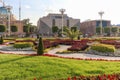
[
  {"xmin": 37, "ymin": 13, "xmax": 80, "ymax": 36},
  {"xmin": 80, "ymin": 20, "xmax": 111, "ymax": 36}
]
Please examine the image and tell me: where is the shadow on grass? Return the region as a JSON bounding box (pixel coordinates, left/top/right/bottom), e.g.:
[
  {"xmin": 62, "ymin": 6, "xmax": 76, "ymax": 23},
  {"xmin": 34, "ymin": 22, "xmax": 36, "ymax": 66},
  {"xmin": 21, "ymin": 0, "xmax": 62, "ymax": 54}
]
[{"xmin": 0, "ymin": 55, "xmax": 35, "ymax": 65}]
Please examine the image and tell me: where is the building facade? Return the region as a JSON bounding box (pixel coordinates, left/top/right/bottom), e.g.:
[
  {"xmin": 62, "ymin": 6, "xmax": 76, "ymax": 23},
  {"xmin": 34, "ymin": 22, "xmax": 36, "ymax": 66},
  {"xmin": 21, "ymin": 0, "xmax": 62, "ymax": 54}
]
[
  {"xmin": 37, "ymin": 14, "xmax": 80, "ymax": 36},
  {"xmin": 0, "ymin": 6, "xmax": 24, "ymax": 36},
  {"xmin": 80, "ymin": 20, "xmax": 111, "ymax": 36}
]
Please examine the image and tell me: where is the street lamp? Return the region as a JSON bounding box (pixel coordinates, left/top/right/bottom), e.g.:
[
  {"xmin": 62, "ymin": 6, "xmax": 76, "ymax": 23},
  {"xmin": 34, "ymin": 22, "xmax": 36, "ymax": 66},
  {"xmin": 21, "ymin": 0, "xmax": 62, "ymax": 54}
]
[
  {"xmin": 98, "ymin": 11, "xmax": 104, "ymax": 36},
  {"xmin": 59, "ymin": 8, "xmax": 65, "ymax": 36},
  {"xmin": 6, "ymin": 5, "xmax": 12, "ymax": 36}
]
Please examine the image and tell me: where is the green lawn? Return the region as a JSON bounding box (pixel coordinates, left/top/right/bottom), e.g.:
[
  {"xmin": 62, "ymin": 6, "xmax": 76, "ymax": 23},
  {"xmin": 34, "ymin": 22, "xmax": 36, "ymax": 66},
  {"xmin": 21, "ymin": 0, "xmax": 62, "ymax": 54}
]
[{"xmin": 0, "ymin": 54, "xmax": 120, "ymax": 80}]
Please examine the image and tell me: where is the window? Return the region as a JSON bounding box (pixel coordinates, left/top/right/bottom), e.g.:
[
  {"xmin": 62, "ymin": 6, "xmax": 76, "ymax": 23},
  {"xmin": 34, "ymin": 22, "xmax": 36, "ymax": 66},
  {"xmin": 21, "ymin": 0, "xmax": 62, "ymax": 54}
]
[
  {"xmin": 67, "ymin": 19, "xmax": 69, "ymax": 27},
  {"xmin": 55, "ymin": 16, "xmax": 62, "ymax": 18},
  {"xmin": 52, "ymin": 19, "xmax": 55, "ymax": 26}
]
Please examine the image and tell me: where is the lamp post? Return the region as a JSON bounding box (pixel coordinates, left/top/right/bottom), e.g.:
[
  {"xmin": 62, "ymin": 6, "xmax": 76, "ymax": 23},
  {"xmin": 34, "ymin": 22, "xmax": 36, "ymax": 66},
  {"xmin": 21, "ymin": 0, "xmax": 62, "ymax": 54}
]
[
  {"xmin": 98, "ymin": 11, "xmax": 104, "ymax": 36},
  {"xmin": 59, "ymin": 8, "xmax": 65, "ymax": 36},
  {"xmin": 6, "ymin": 5, "xmax": 12, "ymax": 36}
]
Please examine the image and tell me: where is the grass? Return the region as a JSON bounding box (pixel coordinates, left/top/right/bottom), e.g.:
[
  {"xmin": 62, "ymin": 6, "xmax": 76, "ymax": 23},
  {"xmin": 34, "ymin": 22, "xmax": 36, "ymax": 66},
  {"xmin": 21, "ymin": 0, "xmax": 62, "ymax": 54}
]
[{"xmin": 0, "ymin": 54, "xmax": 120, "ymax": 80}]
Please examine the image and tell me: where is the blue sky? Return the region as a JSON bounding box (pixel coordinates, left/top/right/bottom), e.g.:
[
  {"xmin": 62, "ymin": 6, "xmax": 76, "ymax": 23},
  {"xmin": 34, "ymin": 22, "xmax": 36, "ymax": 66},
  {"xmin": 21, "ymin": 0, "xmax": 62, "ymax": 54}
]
[{"xmin": 1, "ymin": 0, "xmax": 120, "ymax": 25}]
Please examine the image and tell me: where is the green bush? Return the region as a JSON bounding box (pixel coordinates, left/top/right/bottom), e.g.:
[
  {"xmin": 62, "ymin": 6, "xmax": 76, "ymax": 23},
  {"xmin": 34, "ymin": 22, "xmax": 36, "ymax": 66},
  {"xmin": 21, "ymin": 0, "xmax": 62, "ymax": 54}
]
[
  {"xmin": 37, "ymin": 37, "xmax": 44, "ymax": 55},
  {"xmin": 13, "ymin": 42, "xmax": 33, "ymax": 49},
  {"xmin": 90, "ymin": 43, "xmax": 116, "ymax": 53},
  {"xmin": 0, "ymin": 36, "xmax": 3, "ymax": 44}
]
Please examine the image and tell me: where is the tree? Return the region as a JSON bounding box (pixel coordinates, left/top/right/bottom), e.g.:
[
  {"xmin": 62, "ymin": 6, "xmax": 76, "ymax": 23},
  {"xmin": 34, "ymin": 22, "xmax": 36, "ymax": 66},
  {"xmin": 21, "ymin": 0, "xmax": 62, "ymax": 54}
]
[
  {"xmin": 11, "ymin": 25, "xmax": 18, "ymax": 32},
  {"xmin": 23, "ymin": 18, "xmax": 30, "ymax": 25},
  {"xmin": 52, "ymin": 26, "xmax": 59, "ymax": 33},
  {"xmin": 29, "ymin": 25, "xmax": 37, "ymax": 33},
  {"xmin": 104, "ymin": 27, "xmax": 111, "ymax": 36},
  {"xmin": 37, "ymin": 37, "xmax": 44, "ymax": 55},
  {"xmin": 63, "ymin": 27, "xmax": 82, "ymax": 40},
  {"xmin": 71, "ymin": 27, "xmax": 77, "ymax": 31},
  {"xmin": 0, "ymin": 36, "xmax": 3, "ymax": 44},
  {"xmin": 0, "ymin": 25, "xmax": 6, "ymax": 32},
  {"xmin": 23, "ymin": 25, "xmax": 29, "ymax": 33},
  {"xmin": 111, "ymin": 27, "xmax": 118, "ymax": 33},
  {"xmin": 96, "ymin": 27, "xmax": 101, "ymax": 34},
  {"xmin": 57, "ymin": 29, "xmax": 62, "ymax": 37},
  {"xmin": 23, "ymin": 18, "xmax": 33, "ymax": 36},
  {"xmin": 104, "ymin": 27, "xmax": 110, "ymax": 33}
]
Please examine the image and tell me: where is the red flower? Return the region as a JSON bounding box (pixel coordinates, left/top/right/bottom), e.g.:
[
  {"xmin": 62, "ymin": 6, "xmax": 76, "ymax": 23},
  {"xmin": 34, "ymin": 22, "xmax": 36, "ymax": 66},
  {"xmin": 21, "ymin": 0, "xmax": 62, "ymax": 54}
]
[
  {"xmin": 33, "ymin": 78, "xmax": 37, "ymax": 80},
  {"xmin": 67, "ymin": 77, "xmax": 71, "ymax": 80}
]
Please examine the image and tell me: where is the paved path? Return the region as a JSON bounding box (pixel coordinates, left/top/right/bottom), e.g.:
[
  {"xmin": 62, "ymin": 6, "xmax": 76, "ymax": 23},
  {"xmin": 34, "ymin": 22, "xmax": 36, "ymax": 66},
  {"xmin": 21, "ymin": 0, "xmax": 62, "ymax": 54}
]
[
  {"xmin": 0, "ymin": 45, "xmax": 36, "ymax": 54},
  {"xmin": 0, "ymin": 45, "xmax": 120, "ymax": 60},
  {"xmin": 47, "ymin": 45, "xmax": 120, "ymax": 60},
  {"xmin": 47, "ymin": 45, "xmax": 71, "ymax": 54}
]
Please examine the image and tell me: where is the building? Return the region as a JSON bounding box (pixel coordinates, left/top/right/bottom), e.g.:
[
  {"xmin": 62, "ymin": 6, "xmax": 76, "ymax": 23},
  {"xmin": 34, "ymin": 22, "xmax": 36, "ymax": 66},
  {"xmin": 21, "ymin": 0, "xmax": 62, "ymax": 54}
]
[
  {"xmin": 37, "ymin": 13, "xmax": 80, "ymax": 36},
  {"xmin": 80, "ymin": 20, "xmax": 111, "ymax": 36},
  {"xmin": 0, "ymin": 6, "xmax": 24, "ymax": 36}
]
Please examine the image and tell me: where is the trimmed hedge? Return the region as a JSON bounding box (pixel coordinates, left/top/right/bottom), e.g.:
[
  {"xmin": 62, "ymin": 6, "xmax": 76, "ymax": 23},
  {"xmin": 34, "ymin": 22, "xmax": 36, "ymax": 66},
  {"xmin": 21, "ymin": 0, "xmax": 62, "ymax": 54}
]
[
  {"xmin": 13, "ymin": 42, "xmax": 33, "ymax": 49},
  {"xmin": 90, "ymin": 43, "xmax": 116, "ymax": 53},
  {"xmin": 37, "ymin": 37, "xmax": 44, "ymax": 55},
  {"xmin": 0, "ymin": 36, "xmax": 3, "ymax": 44}
]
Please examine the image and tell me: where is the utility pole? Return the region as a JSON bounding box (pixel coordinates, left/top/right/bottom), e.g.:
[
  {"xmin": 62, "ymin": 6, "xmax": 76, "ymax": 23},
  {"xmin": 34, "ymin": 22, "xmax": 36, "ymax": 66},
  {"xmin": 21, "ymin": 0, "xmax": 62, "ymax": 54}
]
[
  {"xmin": 59, "ymin": 8, "xmax": 65, "ymax": 37},
  {"xmin": 6, "ymin": 5, "xmax": 12, "ymax": 36},
  {"xmin": 98, "ymin": 11, "xmax": 104, "ymax": 36}
]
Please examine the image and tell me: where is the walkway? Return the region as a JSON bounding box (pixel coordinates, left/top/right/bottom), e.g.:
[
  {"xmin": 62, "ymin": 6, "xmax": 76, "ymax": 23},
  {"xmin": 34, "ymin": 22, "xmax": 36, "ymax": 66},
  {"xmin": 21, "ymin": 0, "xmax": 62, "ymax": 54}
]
[
  {"xmin": 0, "ymin": 44, "xmax": 120, "ymax": 60},
  {"xmin": 47, "ymin": 45, "xmax": 120, "ymax": 60},
  {"xmin": 0, "ymin": 45, "xmax": 36, "ymax": 54},
  {"xmin": 47, "ymin": 45, "xmax": 71, "ymax": 54}
]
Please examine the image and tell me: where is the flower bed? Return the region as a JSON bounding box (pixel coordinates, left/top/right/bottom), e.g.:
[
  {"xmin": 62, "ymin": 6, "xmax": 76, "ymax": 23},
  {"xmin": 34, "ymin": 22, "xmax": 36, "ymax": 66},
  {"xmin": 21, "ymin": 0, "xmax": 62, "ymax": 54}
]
[
  {"xmin": 100, "ymin": 40, "xmax": 120, "ymax": 49},
  {"xmin": 43, "ymin": 54, "xmax": 120, "ymax": 61},
  {"xmin": 68, "ymin": 41, "xmax": 89, "ymax": 51},
  {"xmin": 34, "ymin": 73, "xmax": 120, "ymax": 80},
  {"xmin": 63, "ymin": 73, "xmax": 120, "ymax": 80}
]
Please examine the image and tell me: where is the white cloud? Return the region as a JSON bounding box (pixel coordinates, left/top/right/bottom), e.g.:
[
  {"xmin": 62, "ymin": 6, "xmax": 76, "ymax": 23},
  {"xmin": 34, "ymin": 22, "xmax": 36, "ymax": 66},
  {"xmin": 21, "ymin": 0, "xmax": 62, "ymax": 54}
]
[{"xmin": 24, "ymin": 5, "xmax": 31, "ymax": 9}]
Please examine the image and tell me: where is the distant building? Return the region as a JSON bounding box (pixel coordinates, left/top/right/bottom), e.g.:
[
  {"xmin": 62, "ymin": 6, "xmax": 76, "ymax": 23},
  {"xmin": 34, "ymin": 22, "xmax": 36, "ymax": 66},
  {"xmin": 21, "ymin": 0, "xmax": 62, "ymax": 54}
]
[
  {"xmin": 80, "ymin": 20, "xmax": 111, "ymax": 35},
  {"xmin": 37, "ymin": 13, "xmax": 80, "ymax": 36},
  {"xmin": 0, "ymin": 6, "xmax": 24, "ymax": 35}
]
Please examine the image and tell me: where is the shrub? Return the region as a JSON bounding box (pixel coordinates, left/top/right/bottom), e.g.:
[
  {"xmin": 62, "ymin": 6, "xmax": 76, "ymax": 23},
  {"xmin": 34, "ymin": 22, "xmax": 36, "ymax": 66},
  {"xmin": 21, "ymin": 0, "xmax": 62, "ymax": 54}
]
[
  {"xmin": 13, "ymin": 42, "xmax": 33, "ymax": 49},
  {"xmin": 37, "ymin": 37, "xmax": 44, "ymax": 55},
  {"xmin": 0, "ymin": 36, "xmax": 3, "ymax": 44},
  {"xmin": 90, "ymin": 43, "xmax": 116, "ymax": 53}
]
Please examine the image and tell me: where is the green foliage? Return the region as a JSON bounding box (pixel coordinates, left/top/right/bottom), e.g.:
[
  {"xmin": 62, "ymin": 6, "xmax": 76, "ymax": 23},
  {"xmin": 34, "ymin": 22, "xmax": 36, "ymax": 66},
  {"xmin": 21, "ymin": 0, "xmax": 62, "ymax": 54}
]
[
  {"xmin": 57, "ymin": 29, "xmax": 62, "ymax": 37},
  {"xmin": 91, "ymin": 43, "xmax": 116, "ymax": 53},
  {"xmin": 1, "ymin": 54, "xmax": 120, "ymax": 79},
  {"xmin": 13, "ymin": 42, "xmax": 33, "ymax": 49},
  {"xmin": 29, "ymin": 25, "xmax": 37, "ymax": 33},
  {"xmin": 0, "ymin": 24, "xmax": 6, "ymax": 32},
  {"xmin": 23, "ymin": 25, "xmax": 29, "ymax": 33},
  {"xmin": 104, "ymin": 27, "xmax": 110, "ymax": 33},
  {"xmin": 0, "ymin": 36, "xmax": 3, "ymax": 44},
  {"xmin": 71, "ymin": 27, "xmax": 77, "ymax": 31},
  {"xmin": 63, "ymin": 27, "xmax": 81, "ymax": 40},
  {"xmin": 52, "ymin": 26, "xmax": 59, "ymax": 33},
  {"xmin": 111, "ymin": 27, "xmax": 118, "ymax": 33},
  {"xmin": 96, "ymin": 27, "xmax": 101, "ymax": 34},
  {"xmin": 11, "ymin": 25, "xmax": 18, "ymax": 32},
  {"xmin": 37, "ymin": 37, "xmax": 44, "ymax": 55}
]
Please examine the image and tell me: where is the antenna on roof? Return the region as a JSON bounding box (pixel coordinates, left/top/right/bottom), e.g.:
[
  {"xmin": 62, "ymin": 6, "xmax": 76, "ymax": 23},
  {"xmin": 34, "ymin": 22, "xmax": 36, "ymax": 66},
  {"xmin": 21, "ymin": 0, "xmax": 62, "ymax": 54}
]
[{"xmin": 19, "ymin": 0, "xmax": 21, "ymax": 21}]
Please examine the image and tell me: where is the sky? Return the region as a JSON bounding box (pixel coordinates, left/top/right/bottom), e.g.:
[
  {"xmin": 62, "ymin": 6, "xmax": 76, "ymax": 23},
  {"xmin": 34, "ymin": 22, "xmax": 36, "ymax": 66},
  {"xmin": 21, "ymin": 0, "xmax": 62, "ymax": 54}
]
[{"xmin": 1, "ymin": 0, "xmax": 120, "ymax": 25}]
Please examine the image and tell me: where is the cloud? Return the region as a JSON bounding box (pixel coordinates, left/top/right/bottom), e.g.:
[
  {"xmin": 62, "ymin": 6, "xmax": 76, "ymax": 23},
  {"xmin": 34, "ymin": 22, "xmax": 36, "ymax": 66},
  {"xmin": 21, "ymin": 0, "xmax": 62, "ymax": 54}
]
[{"xmin": 24, "ymin": 5, "xmax": 31, "ymax": 9}]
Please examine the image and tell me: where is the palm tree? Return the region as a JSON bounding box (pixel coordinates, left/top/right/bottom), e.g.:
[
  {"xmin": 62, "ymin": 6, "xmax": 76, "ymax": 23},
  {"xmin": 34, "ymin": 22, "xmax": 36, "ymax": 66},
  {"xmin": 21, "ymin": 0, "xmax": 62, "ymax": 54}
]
[{"xmin": 63, "ymin": 27, "xmax": 82, "ymax": 40}]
